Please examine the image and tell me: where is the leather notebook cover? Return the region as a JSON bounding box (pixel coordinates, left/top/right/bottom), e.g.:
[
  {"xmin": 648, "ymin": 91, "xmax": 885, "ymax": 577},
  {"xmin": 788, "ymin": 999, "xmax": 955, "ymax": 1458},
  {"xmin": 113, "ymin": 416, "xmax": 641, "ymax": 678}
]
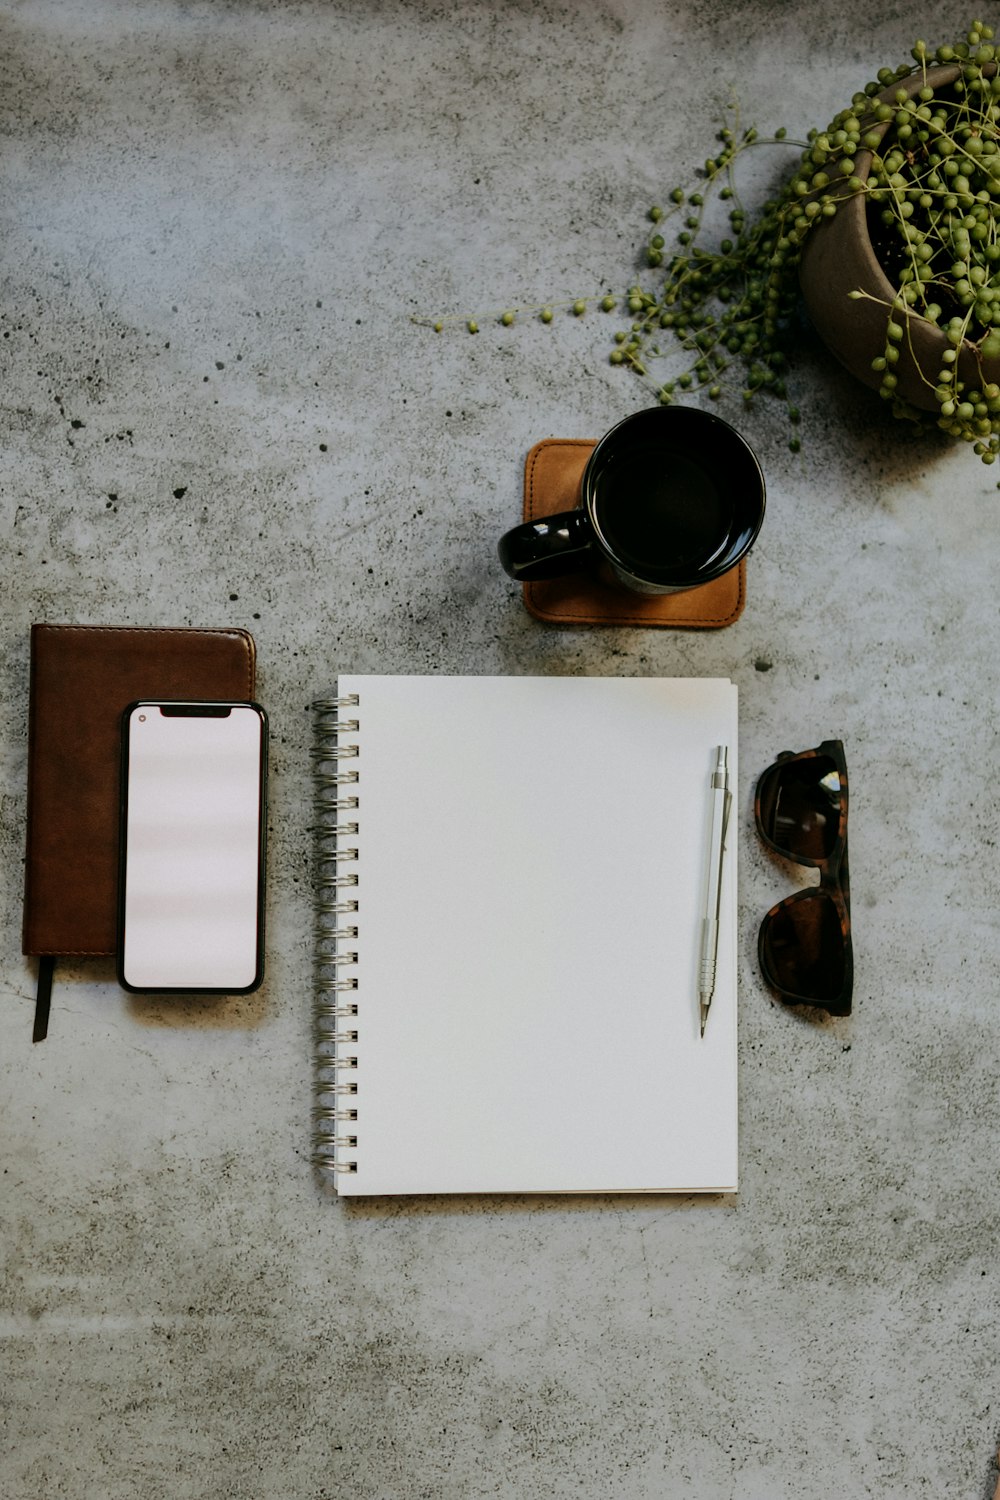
[
  {"xmin": 521, "ymin": 439, "xmax": 746, "ymax": 628},
  {"xmin": 23, "ymin": 624, "xmax": 257, "ymax": 958}
]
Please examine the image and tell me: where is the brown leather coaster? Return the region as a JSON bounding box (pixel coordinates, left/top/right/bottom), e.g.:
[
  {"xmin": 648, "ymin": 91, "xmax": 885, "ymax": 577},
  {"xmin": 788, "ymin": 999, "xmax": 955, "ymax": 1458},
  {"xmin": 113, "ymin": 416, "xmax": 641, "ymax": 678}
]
[{"xmin": 521, "ymin": 439, "xmax": 746, "ymax": 628}]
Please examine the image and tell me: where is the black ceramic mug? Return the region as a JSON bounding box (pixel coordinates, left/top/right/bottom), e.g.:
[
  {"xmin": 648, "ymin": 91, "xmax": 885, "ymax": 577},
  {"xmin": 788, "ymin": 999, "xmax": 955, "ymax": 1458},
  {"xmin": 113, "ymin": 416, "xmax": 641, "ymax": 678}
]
[{"xmin": 498, "ymin": 405, "xmax": 766, "ymax": 595}]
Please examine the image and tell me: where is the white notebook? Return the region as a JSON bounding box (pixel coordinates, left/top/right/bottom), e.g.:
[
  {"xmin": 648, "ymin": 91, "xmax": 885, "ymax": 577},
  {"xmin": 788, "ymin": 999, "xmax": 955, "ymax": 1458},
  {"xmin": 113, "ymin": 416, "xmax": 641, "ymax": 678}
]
[{"xmin": 312, "ymin": 675, "xmax": 738, "ymax": 1196}]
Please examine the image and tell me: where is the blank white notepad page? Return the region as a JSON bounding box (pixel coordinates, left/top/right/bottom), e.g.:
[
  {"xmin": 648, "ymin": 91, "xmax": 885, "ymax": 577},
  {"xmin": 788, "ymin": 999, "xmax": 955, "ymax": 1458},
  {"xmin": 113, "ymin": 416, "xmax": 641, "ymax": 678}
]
[{"xmin": 332, "ymin": 674, "xmax": 738, "ymax": 1195}]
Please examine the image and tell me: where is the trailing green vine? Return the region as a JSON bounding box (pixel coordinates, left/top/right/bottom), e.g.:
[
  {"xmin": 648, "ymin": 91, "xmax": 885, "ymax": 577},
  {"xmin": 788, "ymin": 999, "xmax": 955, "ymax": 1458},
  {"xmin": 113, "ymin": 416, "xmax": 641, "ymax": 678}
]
[{"xmin": 421, "ymin": 21, "xmax": 1000, "ymax": 468}]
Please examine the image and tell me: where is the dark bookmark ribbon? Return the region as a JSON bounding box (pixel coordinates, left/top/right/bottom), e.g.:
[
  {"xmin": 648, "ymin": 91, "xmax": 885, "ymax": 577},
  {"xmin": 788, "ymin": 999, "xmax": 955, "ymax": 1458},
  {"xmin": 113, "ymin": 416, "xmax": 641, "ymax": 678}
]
[{"xmin": 32, "ymin": 956, "xmax": 54, "ymax": 1043}]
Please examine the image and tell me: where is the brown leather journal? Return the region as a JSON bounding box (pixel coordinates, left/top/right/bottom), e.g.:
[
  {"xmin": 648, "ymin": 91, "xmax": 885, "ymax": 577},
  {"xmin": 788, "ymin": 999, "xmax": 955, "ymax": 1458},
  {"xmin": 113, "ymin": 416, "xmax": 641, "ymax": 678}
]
[{"xmin": 23, "ymin": 625, "xmax": 257, "ymax": 1036}]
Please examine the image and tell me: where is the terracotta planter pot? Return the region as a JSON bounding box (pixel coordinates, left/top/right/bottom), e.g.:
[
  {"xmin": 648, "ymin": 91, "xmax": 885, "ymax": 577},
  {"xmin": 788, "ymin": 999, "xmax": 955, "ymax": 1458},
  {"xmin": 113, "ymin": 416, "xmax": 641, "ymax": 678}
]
[{"xmin": 799, "ymin": 63, "xmax": 1000, "ymax": 411}]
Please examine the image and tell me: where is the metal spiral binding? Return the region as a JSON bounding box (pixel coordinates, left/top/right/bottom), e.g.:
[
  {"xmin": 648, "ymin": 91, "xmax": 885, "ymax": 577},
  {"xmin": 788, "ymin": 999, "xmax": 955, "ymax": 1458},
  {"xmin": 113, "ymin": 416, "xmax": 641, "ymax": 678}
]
[{"xmin": 311, "ymin": 693, "xmax": 361, "ymax": 1177}]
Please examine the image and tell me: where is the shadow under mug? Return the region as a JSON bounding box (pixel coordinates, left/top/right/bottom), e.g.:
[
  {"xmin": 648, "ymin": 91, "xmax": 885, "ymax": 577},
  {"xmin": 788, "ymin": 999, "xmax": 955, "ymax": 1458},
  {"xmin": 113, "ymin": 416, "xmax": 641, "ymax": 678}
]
[{"xmin": 498, "ymin": 405, "xmax": 766, "ymax": 595}]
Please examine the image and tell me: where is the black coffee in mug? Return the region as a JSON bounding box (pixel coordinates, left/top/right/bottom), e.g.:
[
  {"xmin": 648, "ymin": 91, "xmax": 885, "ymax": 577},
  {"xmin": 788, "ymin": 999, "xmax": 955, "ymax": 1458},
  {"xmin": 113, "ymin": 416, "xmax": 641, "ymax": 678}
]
[
  {"xmin": 498, "ymin": 405, "xmax": 765, "ymax": 595},
  {"xmin": 592, "ymin": 443, "xmax": 733, "ymax": 579}
]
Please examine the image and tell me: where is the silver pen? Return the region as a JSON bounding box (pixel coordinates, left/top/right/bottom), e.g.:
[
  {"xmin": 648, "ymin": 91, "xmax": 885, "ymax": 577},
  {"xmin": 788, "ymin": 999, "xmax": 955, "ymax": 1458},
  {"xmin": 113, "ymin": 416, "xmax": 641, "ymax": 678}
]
[{"xmin": 698, "ymin": 745, "xmax": 732, "ymax": 1037}]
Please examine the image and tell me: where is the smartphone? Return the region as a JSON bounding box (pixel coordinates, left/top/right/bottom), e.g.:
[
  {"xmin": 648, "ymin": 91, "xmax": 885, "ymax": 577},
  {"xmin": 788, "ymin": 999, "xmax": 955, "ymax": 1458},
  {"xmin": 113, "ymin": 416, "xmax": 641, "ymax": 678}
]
[{"xmin": 118, "ymin": 701, "xmax": 268, "ymax": 993}]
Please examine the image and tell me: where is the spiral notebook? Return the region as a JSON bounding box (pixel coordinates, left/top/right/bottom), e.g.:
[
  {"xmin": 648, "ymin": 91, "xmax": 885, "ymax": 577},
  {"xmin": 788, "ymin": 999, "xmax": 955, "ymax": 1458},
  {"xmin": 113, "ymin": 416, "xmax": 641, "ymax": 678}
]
[{"xmin": 312, "ymin": 674, "xmax": 739, "ymax": 1196}]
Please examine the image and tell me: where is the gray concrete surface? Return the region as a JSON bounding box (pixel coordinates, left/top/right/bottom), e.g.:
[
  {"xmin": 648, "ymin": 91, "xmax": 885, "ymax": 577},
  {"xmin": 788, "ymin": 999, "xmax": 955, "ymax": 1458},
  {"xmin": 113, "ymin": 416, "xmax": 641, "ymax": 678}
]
[{"xmin": 3, "ymin": 3, "xmax": 999, "ymax": 1496}]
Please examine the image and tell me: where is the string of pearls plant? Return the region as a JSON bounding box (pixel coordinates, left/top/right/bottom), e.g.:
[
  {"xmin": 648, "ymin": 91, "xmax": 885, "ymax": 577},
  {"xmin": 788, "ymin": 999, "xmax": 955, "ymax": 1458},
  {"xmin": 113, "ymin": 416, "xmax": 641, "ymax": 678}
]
[{"xmin": 423, "ymin": 21, "xmax": 1000, "ymax": 467}]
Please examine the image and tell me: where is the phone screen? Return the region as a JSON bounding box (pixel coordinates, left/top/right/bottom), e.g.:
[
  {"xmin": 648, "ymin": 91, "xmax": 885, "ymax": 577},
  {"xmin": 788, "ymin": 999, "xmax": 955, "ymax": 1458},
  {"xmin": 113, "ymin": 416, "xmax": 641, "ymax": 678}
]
[{"xmin": 119, "ymin": 702, "xmax": 267, "ymax": 993}]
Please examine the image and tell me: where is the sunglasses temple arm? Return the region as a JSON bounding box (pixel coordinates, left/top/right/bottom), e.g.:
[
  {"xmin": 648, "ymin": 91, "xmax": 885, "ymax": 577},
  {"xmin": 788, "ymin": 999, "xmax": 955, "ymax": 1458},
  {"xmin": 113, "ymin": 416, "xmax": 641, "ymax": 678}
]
[{"xmin": 839, "ymin": 836, "xmax": 850, "ymax": 911}]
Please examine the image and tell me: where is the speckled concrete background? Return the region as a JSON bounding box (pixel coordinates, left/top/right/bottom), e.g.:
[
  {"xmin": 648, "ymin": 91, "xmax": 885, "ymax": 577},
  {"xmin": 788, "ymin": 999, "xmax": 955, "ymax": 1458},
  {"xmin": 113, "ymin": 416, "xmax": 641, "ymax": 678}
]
[{"xmin": 2, "ymin": 2, "xmax": 999, "ymax": 1497}]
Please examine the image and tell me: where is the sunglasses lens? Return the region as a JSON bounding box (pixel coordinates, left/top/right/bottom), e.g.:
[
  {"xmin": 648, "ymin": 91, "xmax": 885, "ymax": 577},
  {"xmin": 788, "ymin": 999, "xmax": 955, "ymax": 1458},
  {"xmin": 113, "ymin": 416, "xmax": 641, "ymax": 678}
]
[
  {"xmin": 758, "ymin": 752, "xmax": 842, "ymax": 862},
  {"xmin": 759, "ymin": 891, "xmax": 848, "ymax": 1008}
]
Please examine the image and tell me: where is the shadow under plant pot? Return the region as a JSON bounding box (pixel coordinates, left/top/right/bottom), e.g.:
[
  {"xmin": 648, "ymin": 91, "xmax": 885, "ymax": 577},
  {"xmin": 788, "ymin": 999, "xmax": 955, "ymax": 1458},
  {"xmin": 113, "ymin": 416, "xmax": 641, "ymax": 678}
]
[{"xmin": 799, "ymin": 62, "xmax": 1000, "ymax": 414}]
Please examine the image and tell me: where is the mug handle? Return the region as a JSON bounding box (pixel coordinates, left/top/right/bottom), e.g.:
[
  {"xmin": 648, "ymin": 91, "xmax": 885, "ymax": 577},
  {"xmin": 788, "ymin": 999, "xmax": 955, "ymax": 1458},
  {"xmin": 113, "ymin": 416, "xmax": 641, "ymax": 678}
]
[{"xmin": 497, "ymin": 510, "xmax": 594, "ymax": 582}]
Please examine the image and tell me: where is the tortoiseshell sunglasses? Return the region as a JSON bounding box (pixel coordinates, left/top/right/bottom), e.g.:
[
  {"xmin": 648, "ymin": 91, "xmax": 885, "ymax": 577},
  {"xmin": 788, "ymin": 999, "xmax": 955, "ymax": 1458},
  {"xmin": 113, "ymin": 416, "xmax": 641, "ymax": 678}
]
[{"xmin": 754, "ymin": 739, "xmax": 852, "ymax": 1016}]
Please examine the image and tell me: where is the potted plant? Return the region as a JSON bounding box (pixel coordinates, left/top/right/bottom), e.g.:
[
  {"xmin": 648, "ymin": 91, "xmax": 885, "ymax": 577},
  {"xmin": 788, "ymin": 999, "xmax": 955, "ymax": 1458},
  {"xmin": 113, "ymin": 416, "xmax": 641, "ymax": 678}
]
[
  {"xmin": 798, "ymin": 43, "xmax": 1000, "ymax": 452},
  {"xmin": 429, "ymin": 20, "xmax": 1000, "ymax": 470},
  {"xmin": 623, "ymin": 19, "xmax": 1000, "ymax": 467}
]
